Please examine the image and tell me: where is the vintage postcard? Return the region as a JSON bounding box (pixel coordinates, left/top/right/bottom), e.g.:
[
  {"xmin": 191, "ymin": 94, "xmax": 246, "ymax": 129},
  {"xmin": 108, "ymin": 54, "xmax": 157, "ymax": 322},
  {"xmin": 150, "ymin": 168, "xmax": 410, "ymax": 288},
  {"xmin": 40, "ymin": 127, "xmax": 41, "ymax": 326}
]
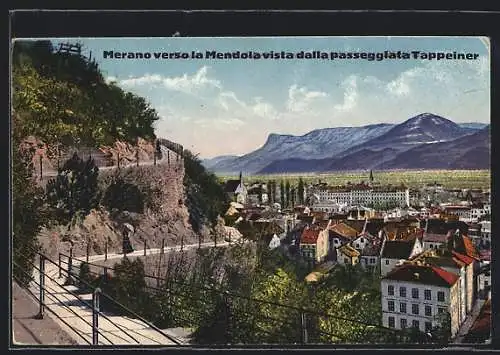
[{"xmin": 11, "ymin": 36, "xmax": 491, "ymax": 347}]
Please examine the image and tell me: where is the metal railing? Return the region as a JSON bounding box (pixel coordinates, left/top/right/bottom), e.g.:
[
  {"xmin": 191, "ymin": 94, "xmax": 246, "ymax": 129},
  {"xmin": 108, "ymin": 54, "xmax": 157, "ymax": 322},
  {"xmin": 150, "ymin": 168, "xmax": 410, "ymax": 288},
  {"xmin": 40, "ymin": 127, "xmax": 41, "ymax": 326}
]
[
  {"xmin": 57, "ymin": 251, "xmax": 411, "ymax": 345},
  {"xmin": 13, "ymin": 248, "xmax": 183, "ymax": 346}
]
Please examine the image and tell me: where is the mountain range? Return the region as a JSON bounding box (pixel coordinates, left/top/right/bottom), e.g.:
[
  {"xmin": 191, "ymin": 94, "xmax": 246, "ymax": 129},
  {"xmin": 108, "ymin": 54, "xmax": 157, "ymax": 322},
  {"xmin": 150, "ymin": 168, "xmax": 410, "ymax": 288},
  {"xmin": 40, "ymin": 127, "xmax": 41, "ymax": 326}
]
[{"xmin": 202, "ymin": 113, "xmax": 490, "ymax": 174}]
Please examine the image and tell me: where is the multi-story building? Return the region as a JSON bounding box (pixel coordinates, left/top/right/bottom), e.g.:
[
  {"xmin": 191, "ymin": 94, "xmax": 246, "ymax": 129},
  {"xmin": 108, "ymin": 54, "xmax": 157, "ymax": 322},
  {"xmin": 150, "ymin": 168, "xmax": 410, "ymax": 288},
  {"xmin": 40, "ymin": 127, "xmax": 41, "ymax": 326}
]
[
  {"xmin": 406, "ymin": 248, "xmax": 476, "ymax": 326},
  {"xmin": 316, "ymin": 183, "xmax": 410, "ymax": 208},
  {"xmin": 479, "ymin": 221, "xmax": 491, "ymax": 248},
  {"xmin": 381, "ymin": 264, "xmax": 461, "ymax": 337},
  {"xmin": 299, "ymin": 226, "xmax": 329, "ymax": 264},
  {"xmin": 380, "ymin": 237, "xmax": 423, "ymax": 276}
]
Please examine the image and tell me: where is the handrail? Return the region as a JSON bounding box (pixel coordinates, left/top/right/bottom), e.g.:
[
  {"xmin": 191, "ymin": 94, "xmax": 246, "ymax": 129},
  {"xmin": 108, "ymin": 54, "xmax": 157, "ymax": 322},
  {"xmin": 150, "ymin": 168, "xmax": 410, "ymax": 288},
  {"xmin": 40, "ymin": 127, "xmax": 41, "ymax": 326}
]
[
  {"xmin": 15, "ymin": 254, "xmax": 138, "ymax": 345},
  {"xmin": 13, "ymin": 260, "xmax": 93, "ymax": 345},
  {"xmin": 57, "ymin": 251, "xmax": 404, "ymax": 336},
  {"xmin": 50, "ymin": 253, "xmax": 182, "ymax": 345}
]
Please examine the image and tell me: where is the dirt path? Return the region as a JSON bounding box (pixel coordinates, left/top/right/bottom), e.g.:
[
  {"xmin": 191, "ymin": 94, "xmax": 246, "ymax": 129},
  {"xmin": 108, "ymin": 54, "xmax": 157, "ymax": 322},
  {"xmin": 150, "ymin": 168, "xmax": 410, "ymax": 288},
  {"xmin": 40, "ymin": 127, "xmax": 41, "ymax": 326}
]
[{"xmin": 12, "ymin": 282, "xmax": 77, "ymax": 346}]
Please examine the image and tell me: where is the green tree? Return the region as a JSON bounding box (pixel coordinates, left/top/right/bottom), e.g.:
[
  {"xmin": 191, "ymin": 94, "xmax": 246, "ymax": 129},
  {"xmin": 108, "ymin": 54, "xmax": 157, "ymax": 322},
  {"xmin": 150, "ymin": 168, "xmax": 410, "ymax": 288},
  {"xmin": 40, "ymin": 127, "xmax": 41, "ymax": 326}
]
[
  {"xmin": 271, "ymin": 181, "xmax": 277, "ymax": 205},
  {"xmin": 107, "ymin": 257, "xmax": 151, "ymax": 316},
  {"xmin": 12, "ymin": 135, "xmax": 48, "ymax": 286},
  {"xmin": 102, "ymin": 177, "xmax": 144, "ymax": 213},
  {"xmin": 280, "ymin": 181, "xmax": 285, "ymax": 209},
  {"xmin": 46, "ymin": 153, "xmax": 100, "ymax": 225},
  {"xmin": 285, "ymin": 181, "xmax": 291, "ymax": 208},
  {"xmin": 192, "ymin": 292, "xmax": 232, "ymax": 344},
  {"xmin": 267, "ymin": 180, "xmax": 273, "ymax": 204},
  {"xmin": 431, "ymin": 311, "xmax": 452, "ymax": 345},
  {"xmin": 250, "ymin": 268, "xmax": 307, "ymax": 344},
  {"xmin": 183, "ymin": 149, "xmax": 229, "ymax": 233},
  {"xmin": 298, "ymin": 177, "xmax": 305, "ymax": 205},
  {"xmin": 311, "ymin": 288, "xmax": 382, "ymax": 344}
]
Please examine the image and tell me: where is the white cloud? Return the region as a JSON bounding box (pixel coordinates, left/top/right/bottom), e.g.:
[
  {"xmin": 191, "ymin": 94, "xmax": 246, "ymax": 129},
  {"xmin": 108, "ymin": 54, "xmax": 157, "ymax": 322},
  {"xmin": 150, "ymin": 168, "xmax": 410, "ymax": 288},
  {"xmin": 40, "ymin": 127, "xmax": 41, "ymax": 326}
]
[
  {"xmin": 195, "ymin": 117, "xmax": 246, "ymax": 132},
  {"xmin": 286, "ymin": 84, "xmax": 328, "ymax": 112},
  {"xmin": 114, "ymin": 66, "xmax": 222, "ymax": 94},
  {"xmin": 386, "ymin": 67, "xmax": 423, "ymax": 97},
  {"xmin": 218, "ymin": 91, "xmax": 246, "ymax": 111},
  {"xmin": 334, "ymin": 75, "xmax": 358, "ymax": 112},
  {"xmin": 252, "ymin": 97, "xmax": 279, "ymax": 120}
]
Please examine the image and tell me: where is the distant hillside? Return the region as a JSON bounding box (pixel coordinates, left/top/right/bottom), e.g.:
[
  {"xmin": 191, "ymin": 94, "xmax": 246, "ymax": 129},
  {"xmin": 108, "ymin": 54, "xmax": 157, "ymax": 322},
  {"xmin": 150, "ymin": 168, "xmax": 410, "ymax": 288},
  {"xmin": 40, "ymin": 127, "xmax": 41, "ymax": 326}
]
[
  {"xmin": 210, "ymin": 123, "xmax": 394, "ymax": 174},
  {"xmin": 202, "ymin": 155, "xmax": 240, "ymax": 169},
  {"xmin": 335, "ymin": 113, "xmax": 470, "ymax": 159},
  {"xmin": 376, "ymin": 127, "xmax": 490, "ymax": 170},
  {"xmin": 256, "ymin": 113, "xmax": 488, "ymax": 174},
  {"xmin": 459, "ymin": 122, "xmax": 489, "ymax": 130}
]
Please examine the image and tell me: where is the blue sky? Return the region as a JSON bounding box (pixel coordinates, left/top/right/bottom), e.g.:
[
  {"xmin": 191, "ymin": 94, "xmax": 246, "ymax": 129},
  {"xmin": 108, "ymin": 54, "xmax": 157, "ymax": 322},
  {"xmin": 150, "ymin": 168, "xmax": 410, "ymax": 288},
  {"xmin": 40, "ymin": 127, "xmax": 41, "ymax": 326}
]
[{"xmin": 47, "ymin": 37, "xmax": 489, "ymax": 158}]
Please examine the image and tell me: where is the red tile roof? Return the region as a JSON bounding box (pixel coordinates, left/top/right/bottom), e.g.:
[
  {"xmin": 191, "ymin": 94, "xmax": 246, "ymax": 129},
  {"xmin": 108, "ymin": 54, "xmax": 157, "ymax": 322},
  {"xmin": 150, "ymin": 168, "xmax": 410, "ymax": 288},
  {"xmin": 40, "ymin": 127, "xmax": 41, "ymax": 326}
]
[
  {"xmin": 452, "ymin": 251, "xmax": 475, "ymax": 265},
  {"xmin": 329, "ymin": 223, "xmax": 358, "ymax": 239},
  {"xmin": 314, "ymin": 220, "xmax": 330, "ymax": 230},
  {"xmin": 300, "ymin": 228, "xmax": 321, "ymax": 244},
  {"xmin": 462, "ymin": 235, "xmax": 480, "ymax": 260},
  {"xmin": 384, "ymin": 264, "xmax": 459, "ymax": 287}
]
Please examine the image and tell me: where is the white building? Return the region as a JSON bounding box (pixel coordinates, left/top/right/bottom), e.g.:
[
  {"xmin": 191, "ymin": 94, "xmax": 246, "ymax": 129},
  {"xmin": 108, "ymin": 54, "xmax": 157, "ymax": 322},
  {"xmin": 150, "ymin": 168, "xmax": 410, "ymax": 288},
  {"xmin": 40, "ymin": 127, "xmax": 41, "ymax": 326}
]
[
  {"xmin": 316, "ymin": 184, "xmax": 410, "ymax": 207},
  {"xmin": 380, "ymin": 238, "xmax": 423, "ymax": 277},
  {"xmin": 381, "ymin": 264, "xmax": 461, "ymax": 337},
  {"xmin": 479, "ymin": 221, "xmax": 491, "ymax": 248},
  {"xmin": 310, "ymin": 201, "xmax": 347, "ymax": 214},
  {"xmin": 267, "ymin": 234, "xmax": 281, "ymax": 250},
  {"xmin": 422, "ymin": 232, "xmax": 449, "ymax": 251}
]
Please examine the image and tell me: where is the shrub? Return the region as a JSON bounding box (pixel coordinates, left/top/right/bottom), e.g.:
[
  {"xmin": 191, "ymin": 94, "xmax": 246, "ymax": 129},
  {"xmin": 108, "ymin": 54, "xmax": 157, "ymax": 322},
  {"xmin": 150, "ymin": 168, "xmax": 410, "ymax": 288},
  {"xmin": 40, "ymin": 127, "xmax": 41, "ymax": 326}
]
[
  {"xmin": 46, "ymin": 153, "xmax": 100, "ymax": 224},
  {"xmin": 102, "ymin": 177, "xmax": 144, "ymax": 213}
]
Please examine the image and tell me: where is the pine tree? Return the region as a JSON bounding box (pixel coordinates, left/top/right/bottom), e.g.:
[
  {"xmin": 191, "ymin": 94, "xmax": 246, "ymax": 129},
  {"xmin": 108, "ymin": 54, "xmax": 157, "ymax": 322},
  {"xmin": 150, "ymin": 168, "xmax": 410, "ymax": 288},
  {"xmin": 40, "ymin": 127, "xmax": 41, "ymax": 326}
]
[
  {"xmin": 297, "ymin": 177, "xmax": 305, "ymax": 205},
  {"xmin": 285, "ymin": 181, "xmax": 291, "ymax": 208},
  {"xmin": 46, "ymin": 153, "xmax": 100, "ymax": 224},
  {"xmin": 12, "ymin": 137, "xmax": 47, "ymax": 286},
  {"xmin": 267, "ymin": 180, "xmax": 273, "ymax": 204},
  {"xmin": 280, "ymin": 181, "xmax": 285, "ymax": 209},
  {"xmin": 272, "ymin": 181, "xmax": 277, "ymax": 205}
]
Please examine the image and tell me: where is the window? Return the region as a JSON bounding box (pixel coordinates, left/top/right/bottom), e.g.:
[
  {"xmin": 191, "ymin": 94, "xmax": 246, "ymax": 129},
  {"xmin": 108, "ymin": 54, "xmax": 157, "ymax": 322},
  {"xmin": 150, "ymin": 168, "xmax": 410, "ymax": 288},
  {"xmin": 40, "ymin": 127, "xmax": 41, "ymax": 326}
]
[
  {"xmin": 412, "ymin": 288, "xmax": 419, "ymax": 299},
  {"xmin": 388, "ymin": 316, "xmax": 395, "ymax": 328},
  {"xmin": 424, "ymin": 289, "xmax": 431, "ymax": 301},
  {"xmin": 400, "ymin": 318, "xmax": 407, "ymax": 329},
  {"xmin": 400, "ymin": 287, "xmax": 407, "ymax": 298},
  {"xmin": 425, "ymin": 322, "xmax": 432, "ymax": 332},
  {"xmin": 360, "ymin": 238, "xmax": 364, "ymax": 242},
  {"xmin": 344, "ymin": 258, "xmax": 349, "ymax": 264},
  {"xmin": 400, "ymin": 302, "xmax": 407, "ymax": 313},
  {"xmin": 438, "ymin": 307, "xmax": 446, "ymax": 314},
  {"xmin": 371, "ymin": 258, "xmax": 376, "ymax": 264},
  {"xmin": 412, "ymin": 320, "xmax": 420, "ymax": 329},
  {"xmin": 388, "ymin": 300, "xmax": 395, "ymax": 312},
  {"xmin": 385, "ymin": 260, "xmax": 390, "ymax": 265},
  {"xmin": 425, "ymin": 305, "xmax": 432, "ymax": 316},
  {"xmin": 388, "ymin": 285, "xmax": 394, "ymax": 296},
  {"xmin": 412, "ymin": 304, "xmax": 419, "ymax": 315},
  {"xmin": 485, "ymin": 280, "xmax": 489, "ymax": 286},
  {"xmin": 437, "ymin": 291, "xmax": 445, "ymax": 302}
]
